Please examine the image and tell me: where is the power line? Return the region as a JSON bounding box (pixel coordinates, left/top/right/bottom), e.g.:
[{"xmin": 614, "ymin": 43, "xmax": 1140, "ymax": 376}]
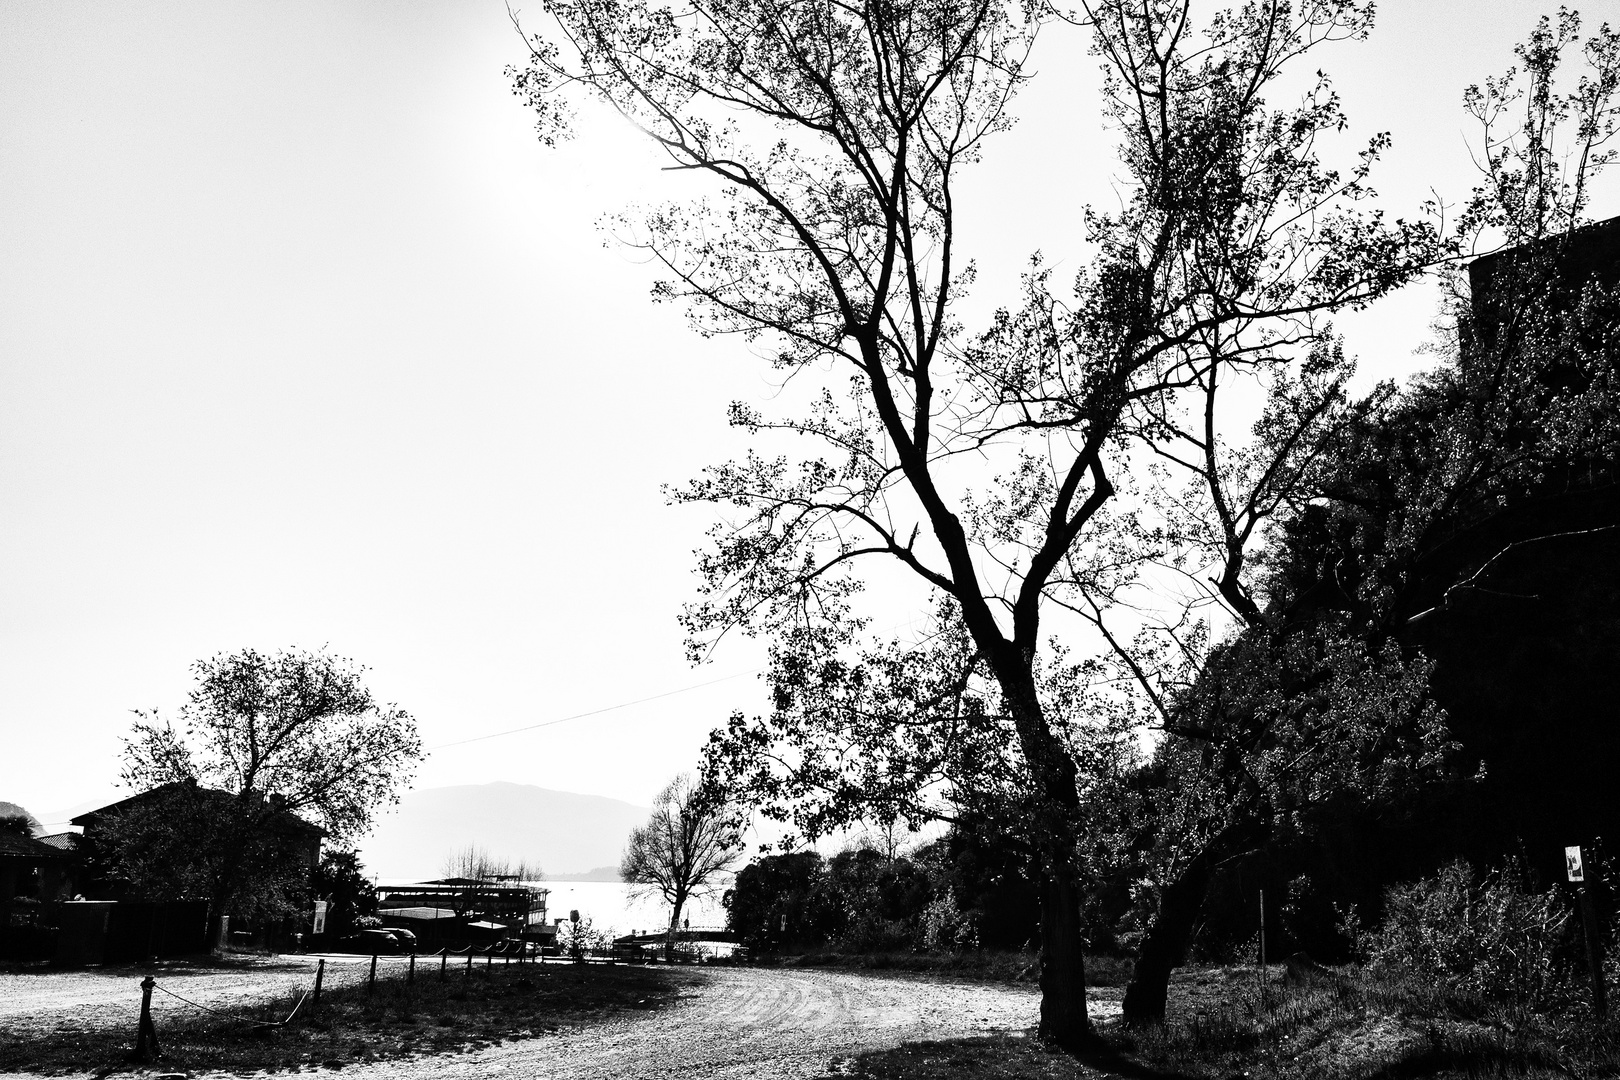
[
  {"xmin": 426, "ymin": 667, "xmax": 759, "ymax": 751},
  {"xmin": 425, "ymin": 615, "xmax": 944, "ymax": 752}
]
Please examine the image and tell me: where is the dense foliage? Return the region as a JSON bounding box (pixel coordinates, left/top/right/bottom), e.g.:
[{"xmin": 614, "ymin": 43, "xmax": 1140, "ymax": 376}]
[
  {"xmin": 105, "ymin": 648, "xmax": 420, "ymax": 931},
  {"xmin": 725, "ymin": 825, "xmax": 1040, "ymax": 955}
]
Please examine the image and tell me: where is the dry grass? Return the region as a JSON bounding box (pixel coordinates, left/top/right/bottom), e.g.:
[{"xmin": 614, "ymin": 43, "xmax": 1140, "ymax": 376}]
[
  {"xmin": 781, "ymin": 949, "xmax": 1136, "ymax": 988},
  {"xmin": 834, "ymin": 965, "xmax": 1620, "ymax": 1080},
  {"xmin": 0, "ymin": 960, "xmax": 692, "ymax": 1076}
]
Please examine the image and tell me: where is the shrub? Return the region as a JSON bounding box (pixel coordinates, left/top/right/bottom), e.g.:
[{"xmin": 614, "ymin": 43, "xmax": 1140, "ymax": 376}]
[
  {"xmin": 919, "ymin": 888, "xmax": 978, "ymax": 952},
  {"xmin": 1363, "ymin": 860, "xmax": 1574, "ymax": 1013},
  {"xmin": 558, "ymin": 914, "xmax": 611, "ymax": 960}
]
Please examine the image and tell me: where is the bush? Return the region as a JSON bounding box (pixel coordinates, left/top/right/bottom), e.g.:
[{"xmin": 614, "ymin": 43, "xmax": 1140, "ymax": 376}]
[
  {"xmin": 558, "ymin": 914, "xmax": 611, "ymax": 960},
  {"xmin": 1363, "ymin": 860, "xmax": 1575, "ymax": 1013},
  {"xmin": 919, "ymin": 889, "xmax": 978, "ymax": 952}
]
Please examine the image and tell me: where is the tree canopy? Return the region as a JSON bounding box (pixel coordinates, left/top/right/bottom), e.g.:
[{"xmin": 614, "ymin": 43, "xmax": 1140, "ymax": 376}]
[
  {"xmin": 516, "ymin": 0, "xmax": 1451, "ymax": 1044},
  {"xmin": 104, "ymin": 648, "xmax": 420, "ymax": 931}
]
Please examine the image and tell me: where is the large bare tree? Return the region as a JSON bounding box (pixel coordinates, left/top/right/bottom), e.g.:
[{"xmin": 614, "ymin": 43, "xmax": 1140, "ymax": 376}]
[
  {"xmin": 620, "ymin": 773, "xmax": 741, "ymax": 960},
  {"xmin": 514, "ymin": 0, "xmax": 1439, "ymax": 1044}
]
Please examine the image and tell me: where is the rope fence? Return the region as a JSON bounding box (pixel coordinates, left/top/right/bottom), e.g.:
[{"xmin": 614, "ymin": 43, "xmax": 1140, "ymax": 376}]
[{"xmin": 128, "ymin": 941, "xmax": 564, "ymax": 1064}]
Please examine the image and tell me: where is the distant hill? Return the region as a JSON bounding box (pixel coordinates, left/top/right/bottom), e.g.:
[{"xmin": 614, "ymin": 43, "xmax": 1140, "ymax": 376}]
[
  {"xmin": 545, "ymin": 865, "xmax": 623, "ymax": 882},
  {"xmin": 355, "ymin": 783, "xmax": 650, "ymax": 881}
]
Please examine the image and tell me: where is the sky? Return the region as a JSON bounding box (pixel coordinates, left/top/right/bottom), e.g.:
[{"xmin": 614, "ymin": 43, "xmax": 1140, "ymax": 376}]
[{"xmin": 3, "ymin": 0, "xmax": 1616, "ymax": 830}]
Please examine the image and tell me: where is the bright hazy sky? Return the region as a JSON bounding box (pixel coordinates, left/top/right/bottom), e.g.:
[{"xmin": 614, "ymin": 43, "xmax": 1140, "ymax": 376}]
[{"xmin": 3, "ymin": 1, "xmax": 1615, "ymax": 829}]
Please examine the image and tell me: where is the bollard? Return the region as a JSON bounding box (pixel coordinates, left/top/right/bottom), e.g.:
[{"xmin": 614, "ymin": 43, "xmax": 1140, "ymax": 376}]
[
  {"xmin": 408, "ymin": 952, "xmax": 416, "ymax": 985},
  {"xmin": 368, "ymin": 953, "xmax": 378, "ymax": 996},
  {"xmin": 133, "ymin": 975, "xmax": 160, "ymax": 1062},
  {"xmin": 440, "ymin": 949, "xmax": 448, "ymax": 981},
  {"xmin": 313, "ymin": 958, "xmax": 326, "ymax": 1009},
  {"xmin": 465, "ymin": 949, "xmax": 473, "ymax": 974}
]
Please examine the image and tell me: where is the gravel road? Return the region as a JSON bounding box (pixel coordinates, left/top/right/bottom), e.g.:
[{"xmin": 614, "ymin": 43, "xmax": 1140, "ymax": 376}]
[
  {"xmin": 319, "ymin": 966, "xmax": 1108, "ymax": 1080},
  {"xmin": 2, "ymin": 961, "xmax": 1123, "ymax": 1079},
  {"xmin": 0, "ymin": 953, "xmax": 381, "ymax": 1032}
]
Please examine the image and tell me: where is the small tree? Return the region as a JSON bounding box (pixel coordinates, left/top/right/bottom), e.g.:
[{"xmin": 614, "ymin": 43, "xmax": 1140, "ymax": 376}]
[
  {"xmin": 114, "ymin": 647, "xmax": 420, "ymax": 940},
  {"xmin": 621, "ymin": 774, "xmax": 741, "ymax": 960},
  {"xmin": 0, "ymin": 802, "xmax": 40, "ymax": 838}
]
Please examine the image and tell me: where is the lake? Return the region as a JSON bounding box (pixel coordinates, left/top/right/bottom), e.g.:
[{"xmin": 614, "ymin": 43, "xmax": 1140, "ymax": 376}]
[{"xmin": 534, "ymin": 879, "xmax": 728, "ymax": 937}]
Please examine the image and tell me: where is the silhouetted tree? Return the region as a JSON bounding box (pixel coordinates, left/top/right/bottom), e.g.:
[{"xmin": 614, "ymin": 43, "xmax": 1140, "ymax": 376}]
[{"xmin": 620, "ymin": 773, "xmax": 741, "ymax": 960}]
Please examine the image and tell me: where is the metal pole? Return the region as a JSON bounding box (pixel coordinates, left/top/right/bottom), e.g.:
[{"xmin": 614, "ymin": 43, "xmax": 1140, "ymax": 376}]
[
  {"xmin": 313, "ymin": 958, "xmax": 325, "ymax": 1009},
  {"xmin": 1258, "ymin": 889, "xmax": 1267, "ymax": 995},
  {"xmin": 1578, "ymin": 882, "xmax": 1609, "ymax": 1018},
  {"xmin": 133, "ymin": 975, "xmax": 160, "ymax": 1062}
]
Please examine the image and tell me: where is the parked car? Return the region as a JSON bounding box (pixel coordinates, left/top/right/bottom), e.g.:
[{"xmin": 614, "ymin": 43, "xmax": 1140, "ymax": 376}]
[
  {"xmin": 335, "ymin": 928, "xmax": 403, "ymax": 954},
  {"xmin": 384, "ymin": 928, "xmax": 418, "ymax": 951}
]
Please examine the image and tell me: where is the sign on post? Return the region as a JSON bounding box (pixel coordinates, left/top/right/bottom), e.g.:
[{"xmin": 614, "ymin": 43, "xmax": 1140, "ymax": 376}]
[{"xmin": 1567, "ymin": 845, "xmax": 1585, "ymax": 882}]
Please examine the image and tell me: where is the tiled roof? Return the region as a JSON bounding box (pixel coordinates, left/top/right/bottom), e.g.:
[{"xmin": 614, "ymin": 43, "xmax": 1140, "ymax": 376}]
[
  {"xmin": 0, "ymin": 831, "xmax": 63, "ymax": 859},
  {"xmin": 35, "ymin": 832, "xmax": 80, "ymax": 852},
  {"xmin": 73, "ymin": 782, "xmax": 325, "ymax": 835}
]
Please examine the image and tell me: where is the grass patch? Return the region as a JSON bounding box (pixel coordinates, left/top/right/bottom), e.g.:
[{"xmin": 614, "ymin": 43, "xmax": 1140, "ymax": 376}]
[
  {"xmin": 0, "ymin": 961, "xmax": 695, "ymax": 1076},
  {"xmin": 831, "ymin": 1034, "xmax": 1100, "ymax": 1079},
  {"xmin": 830, "ymin": 965, "xmax": 1620, "ymax": 1080},
  {"xmin": 777, "ymin": 949, "xmax": 1134, "ymax": 988}
]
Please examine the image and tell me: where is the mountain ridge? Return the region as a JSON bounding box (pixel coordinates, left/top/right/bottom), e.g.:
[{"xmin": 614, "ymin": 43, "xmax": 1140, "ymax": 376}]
[{"xmin": 355, "ymin": 782, "xmax": 650, "ymax": 881}]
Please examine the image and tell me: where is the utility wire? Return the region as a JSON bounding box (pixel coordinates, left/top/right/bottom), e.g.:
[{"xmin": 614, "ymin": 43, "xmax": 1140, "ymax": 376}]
[
  {"xmin": 426, "ymin": 668, "xmax": 759, "ymax": 751},
  {"xmin": 427, "ymin": 615, "xmax": 944, "ymax": 752}
]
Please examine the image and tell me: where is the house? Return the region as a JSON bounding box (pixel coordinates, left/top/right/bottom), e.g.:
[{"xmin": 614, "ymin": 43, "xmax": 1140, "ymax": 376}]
[
  {"xmin": 72, "ymin": 782, "xmax": 324, "ymax": 873},
  {"xmin": 0, "ymin": 830, "xmax": 73, "ymax": 904},
  {"xmin": 72, "ymin": 782, "xmax": 325, "ymax": 952}
]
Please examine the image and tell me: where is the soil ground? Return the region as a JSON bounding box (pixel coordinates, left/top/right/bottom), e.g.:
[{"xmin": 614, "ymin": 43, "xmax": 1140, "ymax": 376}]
[{"xmin": 0, "ymin": 959, "xmax": 1125, "ymax": 1079}]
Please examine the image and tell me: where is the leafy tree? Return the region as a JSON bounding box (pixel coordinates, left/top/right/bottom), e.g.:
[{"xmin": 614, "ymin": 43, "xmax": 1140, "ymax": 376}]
[
  {"xmin": 0, "ymin": 802, "xmax": 39, "ymax": 838},
  {"xmin": 515, "ymin": 0, "xmax": 1439, "ymax": 1043},
  {"xmin": 725, "ymin": 851, "xmax": 835, "ymax": 952},
  {"xmin": 89, "ymin": 781, "xmax": 318, "ymax": 927},
  {"xmin": 1096, "ymin": 11, "xmax": 1619, "ymax": 1023},
  {"xmin": 823, "ymin": 846, "xmax": 933, "ymax": 951},
  {"xmin": 620, "ymin": 773, "xmax": 741, "ymax": 960},
  {"xmin": 111, "ymin": 647, "xmax": 420, "ymax": 938}
]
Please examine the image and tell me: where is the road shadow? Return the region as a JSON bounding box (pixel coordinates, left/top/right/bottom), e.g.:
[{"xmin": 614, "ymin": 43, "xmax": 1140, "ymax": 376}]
[{"xmin": 823, "ymin": 1033, "xmax": 1202, "ymax": 1079}]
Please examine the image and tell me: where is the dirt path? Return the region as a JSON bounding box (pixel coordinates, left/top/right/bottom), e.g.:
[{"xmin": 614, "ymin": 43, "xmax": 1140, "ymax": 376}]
[
  {"xmin": 317, "ymin": 966, "xmax": 1107, "ymax": 1080},
  {"xmin": 0, "ymin": 953, "xmax": 385, "ymax": 1033},
  {"xmin": 1, "ymin": 962, "xmax": 1122, "ymax": 1079}
]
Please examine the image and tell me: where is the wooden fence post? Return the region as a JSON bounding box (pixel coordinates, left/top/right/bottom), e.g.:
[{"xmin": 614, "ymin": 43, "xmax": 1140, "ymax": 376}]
[
  {"xmin": 440, "ymin": 949, "xmax": 448, "ymax": 981},
  {"xmin": 313, "ymin": 958, "xmax": 325, "ymax": 1009},
  {"xmin": 407, "ymin": 952, "xmax": 416, "ymax": 985},
  {"xmin": 133, "ymin": 975, "xmax": 160, "ymax": 1062},
  {"xmin": 368, "ymin": 953, "xmax": 378, "ymax": 996}
]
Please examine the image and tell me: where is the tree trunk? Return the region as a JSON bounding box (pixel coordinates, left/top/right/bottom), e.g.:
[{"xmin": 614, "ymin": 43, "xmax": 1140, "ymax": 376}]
[
  {"xmin": 1121, "ymin": 853, "xmax": 1216, "ymax": 1025},
  {"xmin": 666, "ymin": 892, "xmax": 686, "ymax": 963},
  {"xmin": 989, "ymin": 644, "xmax": 1093, "ymax": 1049},
  {"xmin": 1038, "ymin": 847, "xmax": 1093, "ymax": 1048}
]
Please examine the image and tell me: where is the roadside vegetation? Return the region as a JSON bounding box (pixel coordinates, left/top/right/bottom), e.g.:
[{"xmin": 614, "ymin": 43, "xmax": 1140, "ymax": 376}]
[
  {"xmin": 0, "ymin": 961, "xmax": 690, "ymax": 1076},
  {"xmin": 835, "ymin": 859, "xmax": 1620, "ymax": 1079},
  {"xmin": 842, "ymin": 966, "xmax": 1620, "ymax": 1080}
]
